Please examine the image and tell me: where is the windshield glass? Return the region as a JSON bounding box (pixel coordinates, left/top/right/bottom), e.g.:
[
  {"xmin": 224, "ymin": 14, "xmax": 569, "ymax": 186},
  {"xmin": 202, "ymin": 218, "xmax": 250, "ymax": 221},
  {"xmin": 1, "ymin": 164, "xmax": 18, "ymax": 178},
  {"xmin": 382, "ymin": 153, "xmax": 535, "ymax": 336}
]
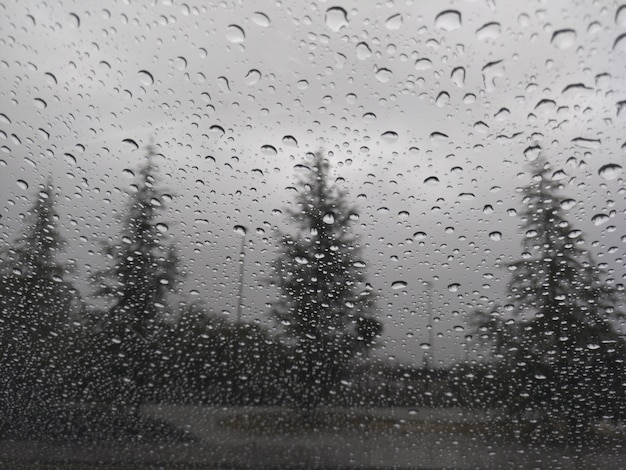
[{"xmin": 1, "ymin": 0, "xmax": 625, "ymax": 468}]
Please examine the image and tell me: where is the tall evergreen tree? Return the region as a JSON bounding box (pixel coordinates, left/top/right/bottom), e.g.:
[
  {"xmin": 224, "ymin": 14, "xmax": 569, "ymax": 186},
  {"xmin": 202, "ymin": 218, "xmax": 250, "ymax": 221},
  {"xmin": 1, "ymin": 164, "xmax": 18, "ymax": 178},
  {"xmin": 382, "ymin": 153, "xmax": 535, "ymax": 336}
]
[
  {"xmin": 90, "ymin": 146, "xmax": 180, "ymax": 406},
  {"xmin": 271, "ymin": 151, "xmax": 381, "ymax": 412},
  {"xmin": 473, "ymin": 157, "xmax": 625, "ymax": 436},
  {"xmin": 0, "ymin": 179, "xmax": 80, "ymax": 423}
]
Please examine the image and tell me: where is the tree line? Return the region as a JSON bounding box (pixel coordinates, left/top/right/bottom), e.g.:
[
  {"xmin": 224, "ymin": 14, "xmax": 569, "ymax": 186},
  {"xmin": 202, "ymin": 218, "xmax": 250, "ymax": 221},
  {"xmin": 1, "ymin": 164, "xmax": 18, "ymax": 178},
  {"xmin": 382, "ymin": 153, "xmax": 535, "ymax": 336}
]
[{"xmin": 0, "ymin": 146, "xmax": 624, "ymax": 440}]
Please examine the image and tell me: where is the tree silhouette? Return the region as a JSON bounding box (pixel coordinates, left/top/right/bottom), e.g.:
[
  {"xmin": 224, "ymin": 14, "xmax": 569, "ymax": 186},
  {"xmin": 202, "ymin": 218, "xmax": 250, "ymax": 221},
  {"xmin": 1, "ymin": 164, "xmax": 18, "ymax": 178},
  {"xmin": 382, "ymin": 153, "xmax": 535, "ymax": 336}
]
[
  {"xmin": 271, "ymin": 151, "xmax": 380, "ymax": 412},
  {"xmin": 90, "ymin": 146, "xmax": 180, "ymax": 406},
  {"xmin": 0, "ymin": 179, "xmax": 80, "ymax": 423},
  {"xmin": 473, "ymin": 157, "xmax": 625, "ymax": 437}
]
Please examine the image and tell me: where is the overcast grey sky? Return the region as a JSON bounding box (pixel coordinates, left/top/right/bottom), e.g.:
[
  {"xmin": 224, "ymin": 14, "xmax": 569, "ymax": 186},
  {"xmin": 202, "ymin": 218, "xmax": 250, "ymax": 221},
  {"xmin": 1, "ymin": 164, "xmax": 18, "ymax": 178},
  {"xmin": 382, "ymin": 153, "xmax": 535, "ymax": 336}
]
[{"xmin": 1, "ymin": 0, "xmax": 625, "ymax": 365}]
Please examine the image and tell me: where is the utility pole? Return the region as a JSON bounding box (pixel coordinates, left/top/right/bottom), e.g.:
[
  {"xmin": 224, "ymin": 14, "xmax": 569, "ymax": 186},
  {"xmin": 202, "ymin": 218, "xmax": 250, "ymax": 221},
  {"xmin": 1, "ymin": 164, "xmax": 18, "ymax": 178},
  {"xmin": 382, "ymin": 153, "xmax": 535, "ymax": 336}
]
[{"xmin": 236, "ymin": 229, "xmax": 246, "ymax": 323}]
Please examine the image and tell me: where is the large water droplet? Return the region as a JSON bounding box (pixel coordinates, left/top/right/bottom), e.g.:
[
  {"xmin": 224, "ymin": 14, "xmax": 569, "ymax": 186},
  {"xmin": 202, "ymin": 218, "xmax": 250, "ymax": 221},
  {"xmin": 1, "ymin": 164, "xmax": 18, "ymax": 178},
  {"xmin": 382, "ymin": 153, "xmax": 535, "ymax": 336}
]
[
  {"xmin": 385, "ymin": 14, "xmax": 403, "ymax": 30},
  {"xmin": 356, "ymin": 42, "xmax": 372, "ymax": 60},
  {"xmin": 323, "ymin": 212, "xmax": 335, "ymax": 224},
  {"xmin": 551, "ymin": 29, "xmax": 577, "ymax": 49},
  {"xmin": 381, "ymin": 131, "xmax": 398, "ymax": 143},
  {"xmin": 325, "ymin": 7, "xmax": 348, "ymax": 32},
  {"xmin": 156, "ymin": 223, "xmax": 168, "ymax": 233},
  {"xmin": 448, "ymin": 283, "xmax": 461, "ymax": 292},
  {"xmin": 233, "ymin": 225, "xmax": 247, "ymax": 236},
  {"xmin": 391, "ymin": 281, "xmax": 408, "ymax": 290},
  {"xmin": 226, "ymin": 25, "xmax": 245, "ymax": 43},
  {"xmin": 476, "ymin": 22, "xmax": 500, "ymax": 40},
  {"xmin": 17, "ymin": 179, "xmax": 28, "ymax": 190},
  {"xmin": 430, "ymin": 131, "xmax": 449, "ymax": 145},
  {"xmin": 614, "ymin": 33, "xmax": 626, "ymax": 52},
  {"xmin": 251, "ymin": 12, "xmax": 270, "ymax": 27},
  {"xmin": 375, "ymin": 67, "xmax": 392, "ymax": 83},
  {"xmin": 174, "ymin": 56, "xmax": 187, "ymax": 71},
  {"xmin": 138, "ymin": 70, "xmax": 154, "ymax": 86},
  {"xmin": 34, "ymin": 98, "xmax": 47, "ymax": 109},
  {"xmin": 572, "ymin": 137, "xmax": 600, "ymax": 149},
  {"xmin": 592, "ymin": 214, "xmax": 609, "ymax": 226},
  {"xmin": 245, "ymin": 69, "xmax": 261, "ymax": 85},
  {"xmin": 435, "ymin": 10, "xmax": 461, "ymax": 31},
  {"xmin": 282, "ymin": 135, "xmax": 298, "ymax": 147},
  {"xmin": 598, "ymin": 163, "xmax": 622, "ymax": 180},
  {"xmin": 261, "ymin": 144, "xmax": 277, "ymax": 156},
  {"xmin": 435, "ymin": 91, "xmax": 450, "ymax": 107},
  {"xmin": 451, "ymin": 67, "xmax": 465, "ymax": 87},
  {"xmin": 489, "ymin": 231, "xmax": 502, "ymax": 241}
]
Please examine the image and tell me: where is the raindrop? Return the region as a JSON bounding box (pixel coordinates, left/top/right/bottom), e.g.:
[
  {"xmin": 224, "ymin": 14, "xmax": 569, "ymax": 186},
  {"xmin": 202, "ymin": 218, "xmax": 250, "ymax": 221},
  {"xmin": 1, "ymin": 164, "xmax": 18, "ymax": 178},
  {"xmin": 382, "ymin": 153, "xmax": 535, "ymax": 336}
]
[
  {"xmin": 296, "ymin": 79, "xmax": 309, "ymax": 90},
  {"xmin": 398, "ymin": 211, "xmax": 409, "ymax": 219},
  {"xmin": 233, "ymin": 225, "xmax": 247, "ymax": 236},
  {"xmin": 174, "ymin": 56, "xmax": 187, "ymax": 70},
  {"xmin": 614, "ymin": 33, "xmax": 626, "ymax": 52},
  {"xmin": 0, "ymin": 113, "xmax": 11, "ymax": 124},
  {"xmin": 617, "ymin": 5, "xmax": 626, "ymax": 26},
  {"xmin": 572, "ymin": 137, "xmax": 600, "ymax": 149},
  {"xmin": 415, "ymin": 58, "xmax": 433, "ymax": 70},
  {"xmin": 34, "ymin": 98, "xmax": 47, "ymax": 109},
  {"xmin": 459, "ymin": 193, "xmax": 475, "ymax": 200},
  {"xmin": 64, "ymin": 153, "xmax": 76, "ymax": 164},
  {"xmin": 251, "ymin": 12, "xmax": 270, "ymax": 27},
  {"xmin": 489, "ymin": 231, "xmax": 502, "ymax": 241},
  {"xmin": 451, "ymin": 67, "xmax": 465, "ymax": 87},
  {"xmin": 447, "ymin": 283, "xmax": 461, "ymax": 292},
  {"xmin": 209, "ymin": 125, "xmax": 225, "ymax": 138},
  {"xmin": 435, "ymin": 91, "xmax": 450, "ymax": 107},
  {"xmin": 482, "ymin": 60, "xmax": 504, "ymax": 92},
  {"xmin": 295, "ymin": 256, "xmax": 309, "ymax": 265},
  {"xmin": 122, "ymin": 169, "xmax": 135, "ymax": 178},
  {"xmin": 586, "ymin": 344, "xmax": 601, "ymax": 350},
  {"xmin": 122, "ymin": 138, "xmax": 139, "ymax": 150},
  {"xmin": 323, "ymin": 212, "xmax": 335, "ymax": 224},
  {"xmin": 325, "ymin": 7, "xmax": 348, "ymax": 32},
  {"xmin": 69, "ymin": 12, "xmax": 80, "ymax": 28},
  {"xmin": 435, "ymin": 10, "xmax": 461, "ymax": 31},
  {"xmin": 476, "ymin": 22, "xmax": 500, "ymax": 40},
  {"xmin": 524, "ymin": 145, "xmax": 541, "ymax": 161},
  {"xmin": 429, "ymin": 131, "xmax": 449, "ymax": 145},
  {"xmin": 568, "ymin": 229, "xmax": 582, "ymax": 239},
  {"xmin": 413, "ymin": 231, "xmax": 427, "ymax": 240},
  {"xmin": 551, "ymin": 29, "xmax": 577, "ymax": 49},
  {"xmin": 44, "ymin": 72, "xmax": 57, "ymax": 85},
  {"xmin": 419, "ymin": 343, "xmax": 431, "ymax": 350},
  {"xmin": 375, "ymin": 67, "xmax": 392, "ymax": 83},
  {"xmin": 138, "ymin": 70, "xmax": 154, "ymax": 86},
  {"xmin": 226, "ymin": 24, "xmax": 245, "ymax": 43},
  {"xmin": 245, "ymin": 69, "xmax": 261, "ymax": 85},
  {"xmin": 353, "ymin": 261, "xmax": 366, "ymax": 268},
  {"xmin": 17, "ymin": 180, "xmax": 28, "ymax": 190},
  {"xmin": 282, "ymin": 135, "xmax": 298, "ymax": 146},
  {"xmin": 156, "ymin": 223, "xmax": 168, "ymax": 233},
  {"xmin": 381, "ymin": 131, "xmax": 398, "ymax": 143},
  {"xmin": 598, "ymin": 163, "xmax": 622, "ymax": 180},
  {"xmin": 218, "ymin": 76, "xmax": 230, "ymax": 92},
  {"xmin": 385, "ymin": 14, "xmax": 403, "ymax": 30},
  {"xmin": 592, "ymin": 214, "xmax": 609, "ymax": 226},
  {"xmin": 356, "ymin": 42, "xmax": 372, "ymax": 60},
  {"xmin": 261, "ymin": 144, "xmax": 277, "ymax": 156},
  {"xmin": 391, "ymin": 281, "xmax": 408, "ymax": 290},
  {"xmin": 560, "ymin": 198, "xmax": 576, "ymax": 209},
  {"xmin": 424, "ymin": 176, "xmax": 439, "ymax": 185},
  {"xmin": 525, "ymin": 230, "xmax": 538, "ymax": 238}
]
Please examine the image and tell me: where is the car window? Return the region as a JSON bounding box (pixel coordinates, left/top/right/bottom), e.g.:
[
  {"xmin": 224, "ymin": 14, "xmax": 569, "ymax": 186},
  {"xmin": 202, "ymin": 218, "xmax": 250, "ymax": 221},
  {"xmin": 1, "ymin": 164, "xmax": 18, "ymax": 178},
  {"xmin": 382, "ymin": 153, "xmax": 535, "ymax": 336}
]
[{"xmin": 1, "ymin": 0, "xmax": 625, "ymax": 468}]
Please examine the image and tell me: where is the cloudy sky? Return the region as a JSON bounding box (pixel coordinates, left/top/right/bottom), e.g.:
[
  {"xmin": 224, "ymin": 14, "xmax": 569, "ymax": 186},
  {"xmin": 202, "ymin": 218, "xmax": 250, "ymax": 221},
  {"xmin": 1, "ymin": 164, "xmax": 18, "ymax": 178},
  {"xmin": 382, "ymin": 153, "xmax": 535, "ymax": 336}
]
[{"xmin": 1, "ymin": 0, "xmax": 625, "ymax": 364}]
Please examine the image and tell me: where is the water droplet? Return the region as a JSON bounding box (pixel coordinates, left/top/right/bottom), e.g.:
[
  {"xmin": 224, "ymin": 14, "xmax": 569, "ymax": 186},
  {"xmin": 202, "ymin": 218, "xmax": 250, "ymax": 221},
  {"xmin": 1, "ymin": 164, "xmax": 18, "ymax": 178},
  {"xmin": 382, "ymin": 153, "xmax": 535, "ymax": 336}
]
[
  {"xmin": 245, "ymin": 69, "xmax": 261, "ymax": 85},
  {"xmin": 156, "ymin": 223, "xmax": 168, "ymax": 233},
  {"xmin": 381, "ymin": 131, "xmax": 398, "ymax": 143},
  {"xmin": 174, "ymin": 56, "xmax": 187, "ymax": 70},
  {"xmin": 448, "ymin": 283, "xmax": 461, "ymax": 292},
  {"xmin": 489, "ymin": 231, "xmax": 502, "ymax": 241},
  {"xmin": 429, "ymin": 131, "xmax": 449, "ymax": 145},
  {"xmin": 419, "ymin": 343, "xmax": 431, "ymax": 350},
  {"xmin": 261, "ymin": 144, "xmax": 277, "ymax": 156},
  {"xmin": 356, "ymin": 42, "xmax": 372, "ymax": 60},
  {"xmin": 251, "ymin": 12, "xmax": 270, "ymax": 27},
  {"xmin": 323, "ymin": 212, "xmax": 335, "ymax": 224},
  {"xmin": 353, "ymin": 261, "xmax": 366, "ymax": 268},
  {"xmin": 613, "ymin": 31, "xmax": 626, "ymax": 53},
  {"xmin": 451, "ymin": 67, "xmax": 465, "ymax": 87},
  {"xmin": 34, "ymin": 98, "xmax": 47, "ymax": 109},
  {"xmin": 385, "ymin": 13, "xmax": 403, "ymax": 30},
  {"xmin": 568, "ymin": 229, "xmax": 582, "ymax": 239},
  {"xmin": 122, "ymin": 169, "xmax": 135, "ymax": 178},
  {"xmin": 525, "ymin": 230, "xmax": 538, "ymax": 238},
  {"xmin": 398, "ymin": 211, "xmax": 409, "ymax": 219},
  {"xmin": 459, "ymin": 193, "xmax": 475, "ymax": 201},
  {"xmin": 64, "ymin": 153, "xmax": 76, "ymax": 164},
  {"xmin": 138, "ymin": 70, "xmax": 154, "ymax": 86},
  {"xmin": 592, "ymin": 214, "xmax": 609, "ymax": 226},
  {"xmin": 598, "ymin": 163, "xmax": 622, "ymax": 180},
  {"xmin": 414, "ymin": 58, "xmax": 433, "ymax": 70},
  {"xmin": 435, "ymin": 91, "xmax": 450, "ymax": 107},
  {"xmin": 209, "ymin": 125, "xmax": 225, "ymax": 138},
  {"xmin": 282, "ymin": 135, "xmax": 298, "ymax": 147},
  {"xmin": 475, "ymin": 22, "xmax": 500, "ymax": 41},
  {"xmin": 295, "ymin": 256, "xmax": 308, "ymax": 265},
  {"xmin": 44, "ymin": 72, "xmax": 57, "ymax": 85},
  {"xmin": 391, "ymin": 281, "xmax": 408, "ymax": 290},
  {"xmin": 0, "ymin": 113, "xmax": 11, "ymax": 124},
  {"xmin": 413, "ymin": 231, "xmax": 427, "ymax": 240},
  {"xmin": 572, "ymin": 137, "xmax": 601, "ymax": 149},
  {"xmin": 560, "ymin": 198, "xmax": 576, "ymax": 209},
  {"xmin": 424, "ymin": 176, "xmax": 439, "ymax": 185},
  {"xmin": 69, "ymin": 12, "xmax": 80, "ymax": 28},
  {"xmin": 375, "ymin": 67, "xmax": 392, "ymax": 83},
  {"xmin": 325, "ymin": 7, "xmax": 348, "ymax": 32},
  {"xmin": 122, "ymin": 138, "xmax": 139, "ymax": 150},
  {"xmin": 586, "ymin": 344, "xmax": 601, "ymax": 350},
  {"xmin": 296, "ymin": 79, "xmax": 309, "ymax": 90},
  {"xmin": 226, "ymin": 24, "xmax": 245, "ymax": 43},
  {"xmin": 233, "ymin": 225, "xmax": 247, "ymax": 236},
  {"xmin": 551, "ymin": 29, "xmax": 577, "ymax": 49},
  {"xmin": 435, "ymin": 10, "xmax": 461, "ymax": 31},
  {"xmin": 17, "ymin": 180, "xmax": 28, "ymax": 190},
  {"xmin": 482, "ymin": 60, "xmax": 504, "ymax": 92}
]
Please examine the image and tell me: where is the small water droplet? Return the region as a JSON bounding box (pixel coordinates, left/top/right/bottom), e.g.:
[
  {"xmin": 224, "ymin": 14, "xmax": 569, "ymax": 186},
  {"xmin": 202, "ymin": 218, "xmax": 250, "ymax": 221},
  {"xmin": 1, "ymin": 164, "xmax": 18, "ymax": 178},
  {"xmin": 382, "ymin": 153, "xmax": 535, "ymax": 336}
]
[
  {"xmin": 323, "ymin": 212, "xmax": 335, "ymax": 224},
  {"xmin": 385, "ymin": 13, "xmax": 403, "ymax": 30},
  {"xmin": 156, "ymin": 223, "xmax": 168, "ymax": 233},
  {"xmin": 245, "ymin": 69, "xmax": 261, "ymax": 86},
  {"xmin": 122, "ymin": 138, "xmax": 139, "ymax": 150},
  {"xmin": 448, "ymin": 283, "xmax": 460, "ymax": 292},
  {"xmin": 551, "ymin": 29, "xmax": 577, "ymax": 49},
  {"xmin": 282, "ymin": 135, "xmax": 298, "ymax": 147},
  {"xmin": 34, "ymin": 98, "xmax": 47, "ymax": 109},
  {"xmin": 475, "ymin": 22, "xmax": 500, "ymax": 40},
  {"xmin": 138, "ymin": 70, "xmax": 154, "ymax": 86},
  {"xmin": 251, "ymin": 12, "xmax": 270, "ymax": 27},
  {"xmin": 226, "ymin": 24, "xmax": 245, "ymax": 43},
  {"xmin": 451, "ymin": 67, "xmax": 465, "ymax": 87},
  {"xmin": 174, "ymin": 56, "xmax": 187, "ymax": 70},
  {"xmin": 356, "ymin": 42, "xmax": 372, "ymax": 60}
]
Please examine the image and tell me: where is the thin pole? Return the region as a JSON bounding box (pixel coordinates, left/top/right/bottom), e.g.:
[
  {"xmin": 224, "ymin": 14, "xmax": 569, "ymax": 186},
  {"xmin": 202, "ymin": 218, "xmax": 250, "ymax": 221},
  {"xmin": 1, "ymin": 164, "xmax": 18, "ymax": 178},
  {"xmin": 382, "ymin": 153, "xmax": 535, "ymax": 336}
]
[
  {"xmin": 236, "ymin": 235, "xmax": 245, "ymax": 323},
  {"xmin": 423, "ymin": 280, "xmax": 434, "ymax": 370}
]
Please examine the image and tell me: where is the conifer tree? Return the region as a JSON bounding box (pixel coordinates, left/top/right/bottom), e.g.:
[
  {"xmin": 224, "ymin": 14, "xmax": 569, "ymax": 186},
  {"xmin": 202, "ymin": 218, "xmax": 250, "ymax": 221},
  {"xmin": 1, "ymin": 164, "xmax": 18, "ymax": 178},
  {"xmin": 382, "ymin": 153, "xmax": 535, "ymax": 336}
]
[
  {"xmin": 271, "ymin": 151, "xmax": 380, "ymax": 412},
  {"xmin": 474, "ymin": 157, "xmax": 625, "ymax": 434}
]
